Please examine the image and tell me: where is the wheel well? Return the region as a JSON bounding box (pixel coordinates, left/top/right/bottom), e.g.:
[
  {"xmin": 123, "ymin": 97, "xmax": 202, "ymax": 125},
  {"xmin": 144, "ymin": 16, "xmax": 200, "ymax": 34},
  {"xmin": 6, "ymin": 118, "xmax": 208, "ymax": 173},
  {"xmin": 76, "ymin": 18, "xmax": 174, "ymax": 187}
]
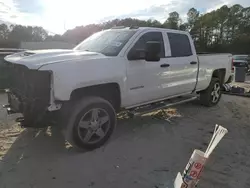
[
  {"xmin": 70, "ymin": 83, "xmax": 121, "ymax": 112},
  {"xmin": 212, "ymin": 69, "xmax": 226, "ymax": 85}
]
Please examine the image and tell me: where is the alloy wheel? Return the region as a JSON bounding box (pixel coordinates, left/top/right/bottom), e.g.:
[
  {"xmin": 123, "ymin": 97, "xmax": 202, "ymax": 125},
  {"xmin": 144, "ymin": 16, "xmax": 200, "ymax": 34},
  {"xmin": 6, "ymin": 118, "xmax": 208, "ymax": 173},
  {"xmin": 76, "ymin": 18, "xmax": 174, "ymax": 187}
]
[
  {"xmin": 77, "ymin": 108, "xmax": 110, "ymax": 144},
  {"xmin": 211, "ymin": 83, "xmax": 221, "ymax": 103}
]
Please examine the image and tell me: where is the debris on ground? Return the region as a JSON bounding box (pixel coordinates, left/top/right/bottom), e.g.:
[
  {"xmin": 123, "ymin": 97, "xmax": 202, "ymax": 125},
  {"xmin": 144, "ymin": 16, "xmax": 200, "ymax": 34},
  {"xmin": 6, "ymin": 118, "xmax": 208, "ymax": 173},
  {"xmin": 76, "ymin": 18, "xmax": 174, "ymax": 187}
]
[
  {"xmin": 223, "ymin": 76, "xmax": 250, "ymax": 97},
  {"xmin": 0, "ymin": 125, "xmax": 24, "ymax": 159},
  {"xmin": 147, "ymin": 108, "xmax": 181, "ymax": 122},
  {"xmin": 117, "ymin": 108, "xmax": 182, "ymax": 122}
]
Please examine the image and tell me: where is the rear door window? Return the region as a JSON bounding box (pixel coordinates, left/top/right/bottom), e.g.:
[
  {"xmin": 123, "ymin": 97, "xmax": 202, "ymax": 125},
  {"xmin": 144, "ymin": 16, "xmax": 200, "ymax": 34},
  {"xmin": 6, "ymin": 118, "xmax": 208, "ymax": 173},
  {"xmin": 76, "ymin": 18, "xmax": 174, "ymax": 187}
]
[{"xmin": 167, "ymin": 33, "xmax": 192, "ymax": 57}]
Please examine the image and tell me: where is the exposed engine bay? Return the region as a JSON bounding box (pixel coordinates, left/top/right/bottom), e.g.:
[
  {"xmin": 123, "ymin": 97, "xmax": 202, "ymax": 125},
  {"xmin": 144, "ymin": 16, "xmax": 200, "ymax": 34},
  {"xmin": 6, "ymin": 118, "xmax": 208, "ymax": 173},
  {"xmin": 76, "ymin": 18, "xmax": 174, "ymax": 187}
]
[{"xmin": 3, "ymin": 60, "xmax": 52, "ymax": 127}]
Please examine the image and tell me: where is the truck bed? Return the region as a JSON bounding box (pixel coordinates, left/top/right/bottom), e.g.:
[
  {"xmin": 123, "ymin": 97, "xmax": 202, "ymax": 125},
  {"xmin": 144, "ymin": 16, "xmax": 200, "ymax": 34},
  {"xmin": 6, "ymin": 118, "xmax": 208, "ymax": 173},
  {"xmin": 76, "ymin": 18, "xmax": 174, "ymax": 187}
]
[{"xmin": 195, "ymin": 53, "xmax": 232, "ymax": 91}]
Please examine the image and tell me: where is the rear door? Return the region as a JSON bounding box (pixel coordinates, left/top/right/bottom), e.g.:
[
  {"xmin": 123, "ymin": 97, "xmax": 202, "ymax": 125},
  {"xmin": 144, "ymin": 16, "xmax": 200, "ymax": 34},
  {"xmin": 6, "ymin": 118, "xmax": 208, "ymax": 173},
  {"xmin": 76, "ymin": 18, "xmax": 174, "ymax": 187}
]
[{"xmin": 162, "ymin": 32, "xmax": 198, "ymax": 96}]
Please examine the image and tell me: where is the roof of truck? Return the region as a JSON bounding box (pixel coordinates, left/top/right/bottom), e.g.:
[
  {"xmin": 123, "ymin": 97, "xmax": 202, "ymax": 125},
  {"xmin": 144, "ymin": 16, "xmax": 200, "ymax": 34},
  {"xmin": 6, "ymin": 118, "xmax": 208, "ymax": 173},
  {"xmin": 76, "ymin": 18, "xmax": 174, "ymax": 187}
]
[{"xmin": 110, "ymin": 26, "xmax": 190, "ymax": 35}]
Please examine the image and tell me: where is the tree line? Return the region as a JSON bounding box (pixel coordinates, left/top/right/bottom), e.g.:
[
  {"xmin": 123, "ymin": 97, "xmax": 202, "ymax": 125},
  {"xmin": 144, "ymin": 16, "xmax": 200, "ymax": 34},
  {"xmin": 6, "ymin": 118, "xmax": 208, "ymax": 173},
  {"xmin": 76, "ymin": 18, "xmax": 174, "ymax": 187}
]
[{"xmin": 0, "ymin": 4, "xmax": 250, "ymax": 54}]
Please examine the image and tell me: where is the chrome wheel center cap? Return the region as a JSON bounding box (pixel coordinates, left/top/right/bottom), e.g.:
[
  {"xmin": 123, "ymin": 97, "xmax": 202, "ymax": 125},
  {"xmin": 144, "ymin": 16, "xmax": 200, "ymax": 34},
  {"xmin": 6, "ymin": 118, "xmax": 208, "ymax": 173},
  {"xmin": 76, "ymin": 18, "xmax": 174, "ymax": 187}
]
[{"xmin": 90, "ymin": 121, "xmax": 99, "ymax": 130}]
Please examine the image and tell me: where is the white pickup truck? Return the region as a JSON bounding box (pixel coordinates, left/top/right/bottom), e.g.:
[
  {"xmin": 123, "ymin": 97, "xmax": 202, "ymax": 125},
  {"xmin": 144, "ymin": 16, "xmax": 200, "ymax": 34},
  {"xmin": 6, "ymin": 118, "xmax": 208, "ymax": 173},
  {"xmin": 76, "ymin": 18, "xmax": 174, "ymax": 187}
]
[{"xmin": 3, "ymin": 27, "xmax": 232, "ymax": 149}]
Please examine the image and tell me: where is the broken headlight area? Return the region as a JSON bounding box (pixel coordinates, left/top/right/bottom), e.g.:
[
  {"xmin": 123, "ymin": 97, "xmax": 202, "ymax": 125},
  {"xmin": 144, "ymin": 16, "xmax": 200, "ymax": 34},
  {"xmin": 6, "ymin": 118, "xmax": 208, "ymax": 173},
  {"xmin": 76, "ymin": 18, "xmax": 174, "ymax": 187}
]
[{"xmin": 3, "ymin": 61, "xmax": 52, "ymax": 127}]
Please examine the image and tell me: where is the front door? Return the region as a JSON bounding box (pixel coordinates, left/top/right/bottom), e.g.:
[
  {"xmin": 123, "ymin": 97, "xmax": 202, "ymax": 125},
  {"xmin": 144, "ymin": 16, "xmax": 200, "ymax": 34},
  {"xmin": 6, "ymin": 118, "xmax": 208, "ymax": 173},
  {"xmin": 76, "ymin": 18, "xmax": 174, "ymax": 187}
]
[{"xmin": 125, "ymin": 31, "xmax": 170, "ymax": 107}]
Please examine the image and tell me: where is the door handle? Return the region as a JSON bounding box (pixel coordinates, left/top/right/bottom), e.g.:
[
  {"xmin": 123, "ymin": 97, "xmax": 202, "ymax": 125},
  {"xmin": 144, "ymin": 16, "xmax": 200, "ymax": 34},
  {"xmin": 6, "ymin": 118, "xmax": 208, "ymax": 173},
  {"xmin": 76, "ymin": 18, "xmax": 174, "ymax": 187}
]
[
  {"xmin": 190, "ymin": 61, "xmax": 197, "ymax": 65},
  {"xmin": 160, "ymin": 63, "xmax": 170, "ymax": 68}
]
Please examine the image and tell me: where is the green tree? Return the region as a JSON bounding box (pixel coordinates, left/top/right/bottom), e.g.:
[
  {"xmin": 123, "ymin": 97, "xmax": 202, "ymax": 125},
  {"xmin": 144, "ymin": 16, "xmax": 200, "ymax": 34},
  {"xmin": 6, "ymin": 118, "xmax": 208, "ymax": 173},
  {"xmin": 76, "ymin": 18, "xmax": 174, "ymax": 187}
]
[
  {"xmin": 187, "ymin": 8, "xmax": 200, "ymax": 30},
  {"xmin": 146, "ymin": 19, "xmax": 162, "ymax": 27},
  {"xmin": 0, "ymin": 24, "xmax": 9, "ymax": 40},
  {"xmin": 215, "ymin": 5, "xmax": 230, "ymax": 43},
  {"xmin": 227, "ymin": 5, "xmax": 243, "ymax": 41},
  {"xmin": 8, "ymin": 25, "xmax": 33, "ymax": 42},
  {"xmin": 186, "ymin": 8, "xmax": 200, "ymax": 45},
  {"xmin": 163, "ymin": 11, "xmax": 181, "ymax": 29},
  {"xmin": 32, "ymin": 27, "xmax": 48, "ymax": 41}
]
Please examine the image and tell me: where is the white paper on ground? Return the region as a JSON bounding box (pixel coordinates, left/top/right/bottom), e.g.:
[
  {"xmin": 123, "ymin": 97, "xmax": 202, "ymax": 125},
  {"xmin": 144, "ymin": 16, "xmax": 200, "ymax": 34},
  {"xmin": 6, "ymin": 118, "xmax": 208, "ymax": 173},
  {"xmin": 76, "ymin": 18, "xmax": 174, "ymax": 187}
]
[
  {"xmin": 205, "ymin": 124, "xmax": 228, "ymax": 158},
  {"xmin": 205, "ymin": 124, "xmax": 219, "ymax": 156},
  {"xmin": 173, "ymin": 124, "xmax": 228, "ymax": 188},
  {"xmin": 174, "ymin": 172, "xmax": 183, "ymax": 188}
]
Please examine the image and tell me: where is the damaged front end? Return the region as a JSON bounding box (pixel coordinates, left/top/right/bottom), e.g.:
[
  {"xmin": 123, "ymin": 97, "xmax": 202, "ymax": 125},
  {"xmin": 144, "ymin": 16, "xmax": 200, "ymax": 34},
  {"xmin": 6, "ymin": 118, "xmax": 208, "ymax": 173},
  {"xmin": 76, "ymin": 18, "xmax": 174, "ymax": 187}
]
[{"xmin": 3, "ymin": 60, "xmax": 54, "ymax": 127}]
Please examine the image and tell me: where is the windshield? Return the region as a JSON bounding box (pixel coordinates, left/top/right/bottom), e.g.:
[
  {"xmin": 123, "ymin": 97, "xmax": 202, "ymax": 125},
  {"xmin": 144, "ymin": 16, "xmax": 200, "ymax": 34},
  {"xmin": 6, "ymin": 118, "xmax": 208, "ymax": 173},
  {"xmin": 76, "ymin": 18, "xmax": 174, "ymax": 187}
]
[
  {"xmin": 74, "ymin": 30, "xmax": 136, "ymax": 56},
  {"xmin": 233, "ymin": 55, "xmax": 249, "ymax": 61}
]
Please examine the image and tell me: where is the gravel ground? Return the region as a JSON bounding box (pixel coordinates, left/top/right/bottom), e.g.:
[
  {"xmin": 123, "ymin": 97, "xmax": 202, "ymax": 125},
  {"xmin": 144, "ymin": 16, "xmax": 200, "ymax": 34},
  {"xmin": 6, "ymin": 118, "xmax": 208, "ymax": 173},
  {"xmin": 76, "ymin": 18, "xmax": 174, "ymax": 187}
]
[{"xmin": 0, "ymin": 93, "xmax": 250, "ymax": 188}]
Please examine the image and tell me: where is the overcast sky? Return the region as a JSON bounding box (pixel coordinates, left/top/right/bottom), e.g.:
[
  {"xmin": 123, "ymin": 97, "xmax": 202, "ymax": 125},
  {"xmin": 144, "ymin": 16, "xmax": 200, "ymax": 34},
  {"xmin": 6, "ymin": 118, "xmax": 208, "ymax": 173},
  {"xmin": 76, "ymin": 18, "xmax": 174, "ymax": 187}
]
[{"xmin": 0, "ymin": 0, "xmax": 250, "ymax": 34}]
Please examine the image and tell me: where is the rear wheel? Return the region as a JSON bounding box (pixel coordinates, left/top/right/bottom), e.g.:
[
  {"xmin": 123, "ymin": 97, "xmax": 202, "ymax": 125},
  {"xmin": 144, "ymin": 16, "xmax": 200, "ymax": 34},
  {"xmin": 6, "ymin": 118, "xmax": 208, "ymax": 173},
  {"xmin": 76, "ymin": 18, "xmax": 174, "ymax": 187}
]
[
  {"xmin": 65, "ymin": 96, "xmax": 116, "ymax": 150},
  {"xmin": 200, "ymin": 78, "xmax": 222, "ymax": 107}
]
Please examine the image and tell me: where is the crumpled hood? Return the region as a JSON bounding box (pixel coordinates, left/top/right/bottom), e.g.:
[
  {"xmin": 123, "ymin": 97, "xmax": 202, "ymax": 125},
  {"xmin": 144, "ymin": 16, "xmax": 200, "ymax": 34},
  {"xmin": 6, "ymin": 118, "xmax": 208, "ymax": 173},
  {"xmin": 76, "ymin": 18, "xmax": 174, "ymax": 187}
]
[{"xmin": 4, "ymin": 49, "xmax": 107, "ymax": 69}]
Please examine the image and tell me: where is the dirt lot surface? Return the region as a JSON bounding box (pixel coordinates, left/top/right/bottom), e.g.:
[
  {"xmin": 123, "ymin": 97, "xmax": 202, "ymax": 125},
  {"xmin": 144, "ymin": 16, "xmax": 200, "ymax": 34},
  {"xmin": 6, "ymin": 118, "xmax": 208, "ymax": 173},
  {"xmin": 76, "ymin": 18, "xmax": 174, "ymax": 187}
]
[{"xmin": 0, "ymin": 93, "xmax": 250, "ymax": 188}]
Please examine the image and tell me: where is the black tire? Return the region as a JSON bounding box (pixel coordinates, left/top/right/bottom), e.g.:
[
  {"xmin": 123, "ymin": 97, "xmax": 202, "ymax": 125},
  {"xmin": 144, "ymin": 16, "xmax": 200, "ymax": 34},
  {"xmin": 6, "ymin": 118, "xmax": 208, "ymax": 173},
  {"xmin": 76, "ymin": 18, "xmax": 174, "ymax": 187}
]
[
  {"xmin": 64, "ymin": 96, "xmax": 116, "ymax": 150},
  {"xmin": 200, "ymin": 78, "xmax": 222, "ymax": 107}
]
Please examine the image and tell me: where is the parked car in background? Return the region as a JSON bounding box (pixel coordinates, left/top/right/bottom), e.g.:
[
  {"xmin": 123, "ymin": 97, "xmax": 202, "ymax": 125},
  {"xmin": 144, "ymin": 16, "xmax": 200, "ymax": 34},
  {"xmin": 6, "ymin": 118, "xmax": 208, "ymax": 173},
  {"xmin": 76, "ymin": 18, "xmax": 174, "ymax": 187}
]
[{"xmin": 232, "ymin": 55, "xmax": 250, "ymax": 73}]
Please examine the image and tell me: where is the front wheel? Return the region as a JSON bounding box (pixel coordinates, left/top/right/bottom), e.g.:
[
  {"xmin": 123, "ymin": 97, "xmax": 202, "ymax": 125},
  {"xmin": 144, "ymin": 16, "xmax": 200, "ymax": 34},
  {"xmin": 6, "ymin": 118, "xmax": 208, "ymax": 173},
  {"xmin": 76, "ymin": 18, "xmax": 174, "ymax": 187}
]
[
  {"xmin": 200, "ymin": 78, "xmax": 222, "ymax": 107},
  {"xmin": 65, "ymin": 96, "xmax": 116, "ymax": 150}
]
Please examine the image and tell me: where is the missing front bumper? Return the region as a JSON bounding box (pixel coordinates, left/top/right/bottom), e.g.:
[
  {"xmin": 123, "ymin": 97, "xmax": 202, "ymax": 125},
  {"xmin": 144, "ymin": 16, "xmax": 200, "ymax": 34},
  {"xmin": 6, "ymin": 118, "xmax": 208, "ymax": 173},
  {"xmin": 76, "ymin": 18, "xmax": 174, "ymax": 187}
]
[{"xmin": 3, "ymin": 90, "xmax": 55, "ymax": 127}]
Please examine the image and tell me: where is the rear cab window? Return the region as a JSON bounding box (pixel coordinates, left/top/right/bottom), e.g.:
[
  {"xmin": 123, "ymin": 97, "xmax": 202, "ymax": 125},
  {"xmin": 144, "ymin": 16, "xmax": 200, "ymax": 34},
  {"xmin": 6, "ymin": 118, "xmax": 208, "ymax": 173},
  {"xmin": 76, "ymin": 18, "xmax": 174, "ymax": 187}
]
[{"xmin": 167, "ymin": 33, "xmax": 193, "ymax": 57}]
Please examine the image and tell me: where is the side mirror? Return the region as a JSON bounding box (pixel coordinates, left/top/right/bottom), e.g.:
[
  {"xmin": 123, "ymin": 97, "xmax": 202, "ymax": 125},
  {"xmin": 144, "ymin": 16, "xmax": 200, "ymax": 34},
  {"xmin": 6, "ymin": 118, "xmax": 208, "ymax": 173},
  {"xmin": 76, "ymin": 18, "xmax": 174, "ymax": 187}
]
[
  {"xmin": 127, "ymin": 49, "xmax": 145, "ymax": 60},
  {"xmin": 145, "ymin": 41, "xmax": 161, "ymax": 62}
]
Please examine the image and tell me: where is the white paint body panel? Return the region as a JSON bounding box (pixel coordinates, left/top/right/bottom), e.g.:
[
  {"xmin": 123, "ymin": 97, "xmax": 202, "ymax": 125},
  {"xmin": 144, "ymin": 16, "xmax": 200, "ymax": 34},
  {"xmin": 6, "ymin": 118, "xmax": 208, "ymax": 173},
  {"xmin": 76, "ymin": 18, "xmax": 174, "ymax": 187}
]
[
  {"xmin": 39, "ymin": 57, "xmax": 127, "ymax": 103},
  {"xmin": 196, "ymin": 54, "xmax": 232, "ymax": 91},
  {"xmin": 4, "ymin": 27, "xmax": 232, "ymax": 109},
  {"xmin": 161, "ymin": 32, "xmax": 198, "ymax": 96}
]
